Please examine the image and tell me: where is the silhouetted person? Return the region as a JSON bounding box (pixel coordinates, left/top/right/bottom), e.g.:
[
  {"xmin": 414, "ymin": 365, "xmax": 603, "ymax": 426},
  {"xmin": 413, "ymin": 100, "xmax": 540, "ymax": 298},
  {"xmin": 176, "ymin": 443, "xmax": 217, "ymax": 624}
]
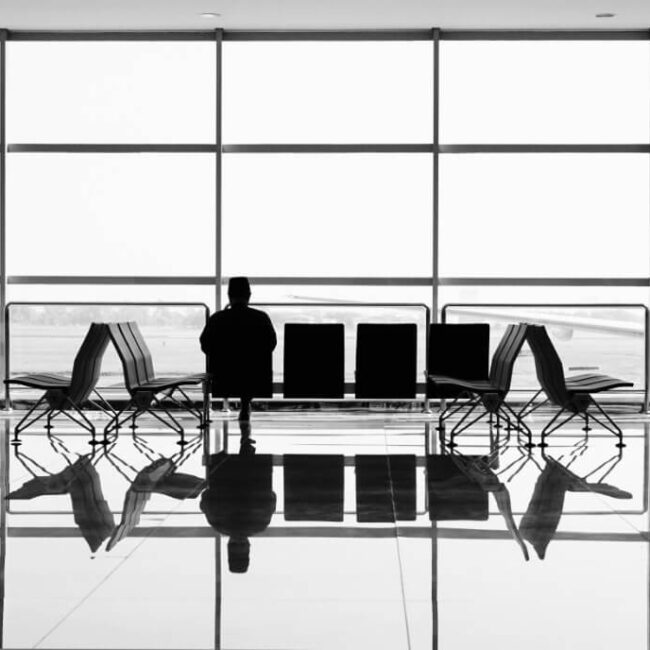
[
  {"xmin": 200, "ymin": 277, "xmax": 277, "ymax": 420},
  {"xmin": 200, "ymin": 450, "xmax": 276, "ymax": 573}
]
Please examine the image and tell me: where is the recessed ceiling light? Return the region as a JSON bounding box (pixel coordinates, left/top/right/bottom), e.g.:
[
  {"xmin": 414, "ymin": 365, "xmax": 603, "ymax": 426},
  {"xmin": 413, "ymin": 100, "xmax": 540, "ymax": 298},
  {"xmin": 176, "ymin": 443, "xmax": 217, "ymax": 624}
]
[
  {"xmin": 595, "ymin": 12, "xmax": 616, "ymax": 17},
  {"xmin": 199, "ymin": 12, "xmax": 221, "ymax": 19}
]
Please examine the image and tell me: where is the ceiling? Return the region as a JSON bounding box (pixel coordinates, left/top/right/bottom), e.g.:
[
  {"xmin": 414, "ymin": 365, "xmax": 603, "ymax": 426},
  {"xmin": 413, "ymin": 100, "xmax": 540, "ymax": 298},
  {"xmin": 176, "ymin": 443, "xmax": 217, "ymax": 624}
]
[{"xmin": 0, "ymin": 0, "xmax": 649, "ymax": 32}]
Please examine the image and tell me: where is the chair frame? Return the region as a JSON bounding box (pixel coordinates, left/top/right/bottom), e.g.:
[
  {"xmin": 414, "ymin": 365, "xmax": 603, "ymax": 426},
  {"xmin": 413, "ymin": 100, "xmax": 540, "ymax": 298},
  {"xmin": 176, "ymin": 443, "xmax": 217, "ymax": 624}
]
[
  {"xmin": 103, "ymin": 321, "xmax": 208, "ymax": 445},
  {"xmin": 4, "ymin": 323, "xmax": 114, "ymax": 445},
  {"xmin": 430, "ymin": 323, "xmax": 533, "ymax": 449},
  {"xmin": 521, "ymin": 325, "xmax": 632, "ymax": 448}
]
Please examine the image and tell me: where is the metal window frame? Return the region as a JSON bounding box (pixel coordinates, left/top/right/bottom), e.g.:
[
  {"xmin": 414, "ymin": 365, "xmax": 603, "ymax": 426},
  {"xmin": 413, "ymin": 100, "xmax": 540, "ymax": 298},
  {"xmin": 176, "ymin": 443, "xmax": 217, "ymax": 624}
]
[
  {"xmin": 3, "ymin": 29, "xmax": 649, "ymax": 41},
  {"xmin": 1, "ymin": 29, "xmax": 650, "ymax": 391}
]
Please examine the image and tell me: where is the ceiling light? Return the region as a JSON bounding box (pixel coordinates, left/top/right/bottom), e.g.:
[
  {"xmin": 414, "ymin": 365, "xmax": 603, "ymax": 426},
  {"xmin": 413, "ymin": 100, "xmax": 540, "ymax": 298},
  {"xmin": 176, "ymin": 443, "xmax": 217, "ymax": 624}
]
[
  {"xmin": 595, "ymin": 12, "xmax": 616, "ymax": 17},
  {"xmin": 199, "ymin": 12, "xmax": 221, "ymax": 19}
]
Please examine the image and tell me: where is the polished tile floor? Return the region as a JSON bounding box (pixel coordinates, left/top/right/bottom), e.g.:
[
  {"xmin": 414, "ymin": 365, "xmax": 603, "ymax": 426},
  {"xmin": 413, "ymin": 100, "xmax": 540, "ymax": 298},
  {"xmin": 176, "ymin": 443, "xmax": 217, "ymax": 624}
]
[{"xmin": 0, "ymin": 408, "xmax": 648, "ymax": 649}]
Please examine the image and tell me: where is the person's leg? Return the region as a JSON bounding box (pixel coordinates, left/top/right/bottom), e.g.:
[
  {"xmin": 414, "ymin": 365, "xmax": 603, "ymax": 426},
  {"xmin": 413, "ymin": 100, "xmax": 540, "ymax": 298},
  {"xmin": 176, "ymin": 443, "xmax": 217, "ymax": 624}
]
[{"xmin": 239, "ymin": 395, "xmax": 252, "ymax": 421}]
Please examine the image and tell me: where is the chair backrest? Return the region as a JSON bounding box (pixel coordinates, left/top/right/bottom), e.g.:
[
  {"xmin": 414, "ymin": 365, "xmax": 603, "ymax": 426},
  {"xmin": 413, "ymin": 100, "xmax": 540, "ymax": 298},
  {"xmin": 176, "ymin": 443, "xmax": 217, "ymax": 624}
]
[
  {"xmin": 123, "ymin": 322, "xmax": 156, "ymax": 382},
  {"xmin": 488, "ymin": 323, "xmax": 528, "ymax": 393},
  {"xmin": 68, "ymin": 323, "xmax": 111, "ymax": 403},
  {"xmin": 108, "ymin": 322, "xmax": 154, "ymax": 392},
  {"xmin": 525, "ymin": 325, "xmax": 569, "ymax": 406}
]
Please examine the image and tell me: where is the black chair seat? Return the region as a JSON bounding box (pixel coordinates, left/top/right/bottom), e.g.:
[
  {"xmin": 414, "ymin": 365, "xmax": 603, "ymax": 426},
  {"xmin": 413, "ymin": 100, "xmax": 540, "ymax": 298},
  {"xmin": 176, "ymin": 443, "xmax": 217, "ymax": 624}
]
[
  {"xmin": 133, "ymin": 373, "xmax": 209, "ymax": 393},
  {"xmin": 565, "ymin": 374, "xmax": 633, "ymax": 393},
  {"xmin": 427, "ymin": 375, "xmax": 497, "ymax": 394},
  {"xmin": 6, "ymin": 374, "xmax": 72, "ymax": 389}
]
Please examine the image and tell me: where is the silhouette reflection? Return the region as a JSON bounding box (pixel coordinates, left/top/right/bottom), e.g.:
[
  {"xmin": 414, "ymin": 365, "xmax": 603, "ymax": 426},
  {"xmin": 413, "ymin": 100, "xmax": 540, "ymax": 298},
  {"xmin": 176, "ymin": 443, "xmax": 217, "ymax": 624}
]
[
  {"xmin": 201, "ymin": 424, "xmax": 276, "ymax": 573},
  {"xmin": 520, "ymin": 450, "xmax": 632, "ymax": 559},
  {"xmin": 106, "ymin": 435, "xmax": 205, "ymax": 551},
  {"xmin": 355, "ymin": 454, "xmax": 416, "ymax": 522},
  {"xmin": 8, "ymin": 441, "xmax": 114, "ymax": 553},
  {"xmin": 427, "ymin": 452, "xmax": 529, "ymax": 560}
]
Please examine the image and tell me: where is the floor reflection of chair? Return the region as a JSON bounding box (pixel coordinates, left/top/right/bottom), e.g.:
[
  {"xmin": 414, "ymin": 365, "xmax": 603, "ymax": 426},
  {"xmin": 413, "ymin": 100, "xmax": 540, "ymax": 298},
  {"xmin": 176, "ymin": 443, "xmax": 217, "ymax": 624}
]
[
  {"xmin": 429, "ymin": 323, "xmax": 532, "ymax": 449},
  {"xmin": 105, "ymin": 435, "xmax": 205, "ymax": 551},
  {"xmin": 104, "ymin": 322, "xmax": 208, "ymax": 445},
  {"xmin": 284, "ymin": 454, "xmax": 344, "ymax": 521},
  {"xmin": 4, "ymin": 323, "xmax": 112, "ymax": 445},
  {"xmin": 355, "ymin": 455, "xmax": 416, "ymax": 522},
  {"xmin": 8, "ymin": 440, "xmax": 114, "ymax": 552},
  {"xmin": 520, "ymin": 449, "xmax": 631, "ymax": 559},
  {"xmin": 521, "ymin": 325, "xmax": 633, "ymax": 448},
  {"xmin": 427, "ymin": 453, "xmax": 529, "ymax": 559}
]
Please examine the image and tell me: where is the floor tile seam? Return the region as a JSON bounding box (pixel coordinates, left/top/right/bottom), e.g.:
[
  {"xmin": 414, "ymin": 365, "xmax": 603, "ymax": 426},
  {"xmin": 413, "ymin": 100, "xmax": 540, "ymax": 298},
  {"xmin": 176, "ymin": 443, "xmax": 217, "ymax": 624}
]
[
  {"xmin": 383, "ymin": 432, "xmax": 415, "ymax": 650},
  {"xmin": 29, "ymin": 481, "xmax": 195, "ymax": 647}
]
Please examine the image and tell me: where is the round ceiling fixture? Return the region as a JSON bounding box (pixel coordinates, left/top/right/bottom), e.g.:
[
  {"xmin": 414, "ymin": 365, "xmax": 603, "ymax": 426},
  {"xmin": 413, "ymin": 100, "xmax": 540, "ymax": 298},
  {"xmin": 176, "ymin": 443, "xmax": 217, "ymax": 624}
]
[
  {"xmin": 595, "ymin": 12, "xmax": 616, "ymax": 17},
  {"xmin": 199, "ymin": 12, "xmax": 222, "ymax": 19}
]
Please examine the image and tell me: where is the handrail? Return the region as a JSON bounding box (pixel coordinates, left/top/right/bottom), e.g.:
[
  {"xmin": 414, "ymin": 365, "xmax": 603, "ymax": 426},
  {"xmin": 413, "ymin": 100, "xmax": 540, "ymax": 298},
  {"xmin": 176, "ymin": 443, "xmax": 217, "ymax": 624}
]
[
  {"xmin": 441, "ymin": 302, "xmax": 649, "ymax": 412},
  {"xmin": 4, "ymin": 300, "xmax": 431, "ymax": 406},
  {"xmin": 3, "ymin": 301, "xmax": 211, "ymax": 409}
]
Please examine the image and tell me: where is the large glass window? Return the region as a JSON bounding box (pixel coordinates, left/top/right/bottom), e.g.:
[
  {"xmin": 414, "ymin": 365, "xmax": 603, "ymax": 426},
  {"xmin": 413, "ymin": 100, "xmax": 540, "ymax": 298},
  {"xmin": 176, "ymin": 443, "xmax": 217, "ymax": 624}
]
[
  {"xmin": 222, "ymin": 154, "xmax": 432, "ymax": 277},
  {"xmin": 223, "ymin": 42, "xmax": 433, "ymax": 143},
  {"xmin": 7, "ymin": 154, "xmax": 215, "ymax": 276},
  {"xmin": 7, "ymin": 43, "xmax": 216, "ymax": 143},
  {"xmin": 440, "ymin": 41, "xmax": 650, "ymax": 143},
  {"xmin": 438, "ymin": 154, "xmax": 649, "ymax": 277}
]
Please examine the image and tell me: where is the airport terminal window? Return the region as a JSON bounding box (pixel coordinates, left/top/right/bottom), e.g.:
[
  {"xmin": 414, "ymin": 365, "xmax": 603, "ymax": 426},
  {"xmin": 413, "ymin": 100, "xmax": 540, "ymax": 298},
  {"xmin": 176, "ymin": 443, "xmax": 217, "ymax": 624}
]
[
  {"xmin": 438, "ymin": 154, "xmax": 650, "ymax": 278},
  {"xmin": 6, "ymin": 154, "xmax": 216, "ymax": 276},
  {"xmin": 2, "ymin": 36, "xmax": 650, "ymax": 323},
  {"xmin": 221, "ymin": 153, "xmax": 433, "ymax": 277},
  {"xmin": 222, "ymin": 41, "xmax": 433, "ymax": 143},
  {"xmin": 440, "ymin": 41, "xmax": 650, "ymax": 144},
  {"xmin": 7, "ymin": 42, "xmax": 216, "ymax": 143}
]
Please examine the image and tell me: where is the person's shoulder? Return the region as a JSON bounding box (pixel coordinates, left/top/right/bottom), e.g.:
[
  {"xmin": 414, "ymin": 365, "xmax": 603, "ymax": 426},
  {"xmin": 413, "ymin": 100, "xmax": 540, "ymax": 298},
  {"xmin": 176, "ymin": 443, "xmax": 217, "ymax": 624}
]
[{"xmin": 247, "ymin": 306, "xmax": 273, "ymax": 320}]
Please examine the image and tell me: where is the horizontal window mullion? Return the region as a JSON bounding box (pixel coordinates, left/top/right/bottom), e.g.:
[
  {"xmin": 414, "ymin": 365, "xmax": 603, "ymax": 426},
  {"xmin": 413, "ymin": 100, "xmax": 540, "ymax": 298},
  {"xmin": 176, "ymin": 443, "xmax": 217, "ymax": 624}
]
[
  {"xmin": 438, "ymin": 144, "xmax": 650, "ymax": 153},
  {"xmin": 7, "ymin": 144, "xmax": 217, "ymax": 153},
  {"xmin": 10, "ymin": 144, "xmax": 650, "ymax": 154},
  {"xmin": 8, "ymin": 276, "xmax": 650, "ymax": 287},
  {"xmin": 5, "ymin": 29, "xmax": 649, "ymax": 42},
  {"xmin": 441, "ymin": 30, "xmax": 649, "ymax": 41},
  {"xmin": 440, "ymin": 278, "xmax": 650, "ymax": 287}
]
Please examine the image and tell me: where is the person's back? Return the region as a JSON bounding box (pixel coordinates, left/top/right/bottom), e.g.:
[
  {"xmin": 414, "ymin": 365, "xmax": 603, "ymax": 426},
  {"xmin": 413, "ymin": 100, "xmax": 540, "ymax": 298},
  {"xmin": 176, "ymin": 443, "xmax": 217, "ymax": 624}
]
[{"xmin": 200, "ymin": 277, "xmax": 277, "ymax": 419}]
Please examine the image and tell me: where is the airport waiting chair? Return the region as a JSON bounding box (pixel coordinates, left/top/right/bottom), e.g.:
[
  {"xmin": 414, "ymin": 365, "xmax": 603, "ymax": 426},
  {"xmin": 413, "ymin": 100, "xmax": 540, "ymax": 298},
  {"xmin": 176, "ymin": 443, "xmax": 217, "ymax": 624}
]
[
  {"xmin": 429, "ymin": 323, "xmax": 532, "ymax": 448},
  {"xmin": 522, "ymin": 325, "xmax": 632, "ymax": 448},
  {"xmin": 4, "ymin": 322, "xmax": 112, "ymax": 445},
  {"xmin": 103, "ymin": 321, "xmax": 208, "ymax": 445}
]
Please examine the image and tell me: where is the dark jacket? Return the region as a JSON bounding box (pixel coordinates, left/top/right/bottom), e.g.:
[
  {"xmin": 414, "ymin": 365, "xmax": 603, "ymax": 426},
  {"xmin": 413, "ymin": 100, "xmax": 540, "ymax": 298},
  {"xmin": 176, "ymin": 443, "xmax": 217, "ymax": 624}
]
[{"xmin": 200, "ymin": 304, "xmax": 277, "ymax": 397}]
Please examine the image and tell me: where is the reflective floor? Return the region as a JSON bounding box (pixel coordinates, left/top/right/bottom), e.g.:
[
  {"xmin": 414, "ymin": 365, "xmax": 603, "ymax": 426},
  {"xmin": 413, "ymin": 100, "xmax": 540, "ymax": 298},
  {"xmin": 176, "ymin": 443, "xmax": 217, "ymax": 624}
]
[{"xmin": 0, "ymin": 408, "xmax": 648, "ymax": 649}]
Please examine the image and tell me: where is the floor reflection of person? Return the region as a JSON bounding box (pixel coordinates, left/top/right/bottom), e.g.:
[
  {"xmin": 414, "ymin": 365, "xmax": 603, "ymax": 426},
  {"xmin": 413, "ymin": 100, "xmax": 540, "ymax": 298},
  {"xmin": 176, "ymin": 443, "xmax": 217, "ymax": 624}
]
[
  {"xmin": 200, "ymin": 429, "xmax": 276, "ymax": 573},
  {"xmin": 200, "ymin": 277, "xmax": 277, "ymax": 421}
]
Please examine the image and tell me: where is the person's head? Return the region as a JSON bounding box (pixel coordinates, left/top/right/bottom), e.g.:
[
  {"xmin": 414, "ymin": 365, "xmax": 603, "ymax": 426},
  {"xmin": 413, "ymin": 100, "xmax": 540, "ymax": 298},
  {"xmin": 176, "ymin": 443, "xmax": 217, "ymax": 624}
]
[
  {"xmin": 228, "ymin": 536, "xmax": 251, "ymax": 573},
  {"xmin": 228, "ymin": 277, "xmax": 251, "ymax": 306}
]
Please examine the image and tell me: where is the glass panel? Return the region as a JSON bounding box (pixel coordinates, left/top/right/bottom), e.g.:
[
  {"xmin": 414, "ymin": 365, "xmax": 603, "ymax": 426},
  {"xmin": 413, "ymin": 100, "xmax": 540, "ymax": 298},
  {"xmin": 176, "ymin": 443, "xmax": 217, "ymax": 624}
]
[
  {"xmin": 222, "ymin": 154, "xmax": 432, "ymax": 276},
  {"xmin": 7, "ymin": 284, "xmax": 215, "ymax": 308},
  {"xmin": 7, "ymin": 42, "xmax": 216, "ymax": 143},
  {"xmin": 223, "ymin": 42, "xmax": 433, "ymax": 143},
  {"xmin": 7, "ymin": 154, "xmax": 216, "ymax": 276},
  {"xmin": 439, "ymin": 286, "xmax": 649, "ymax": 395},
  {"xmin": 440, "ymin": 41, "xmax": 650, "ymax": 143},
  {"xmin": 438, "ymin": 154, "xmax": 650, "ymax": 277}
]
